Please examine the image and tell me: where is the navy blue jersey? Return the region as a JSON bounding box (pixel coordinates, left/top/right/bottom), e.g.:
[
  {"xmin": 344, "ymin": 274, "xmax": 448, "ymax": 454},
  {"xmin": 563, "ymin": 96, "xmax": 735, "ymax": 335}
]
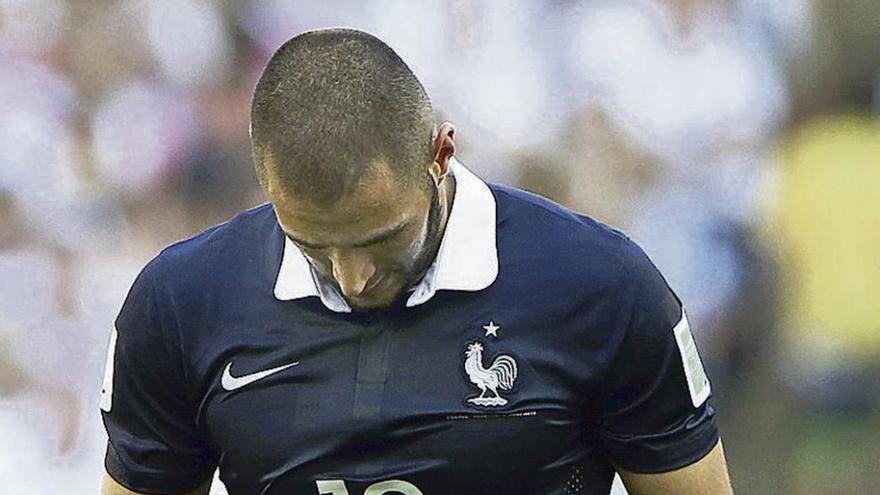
[{"xmin": 101, "ymin": 161, "xmax": 718, "ymax": 495}]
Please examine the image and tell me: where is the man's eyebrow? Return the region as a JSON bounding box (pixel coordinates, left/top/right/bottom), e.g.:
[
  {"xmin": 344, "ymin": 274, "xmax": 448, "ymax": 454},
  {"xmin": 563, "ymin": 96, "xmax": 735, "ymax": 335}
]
[{"xmin": 287, "ymin": 221, "xmax": 410, "ymax": 249}]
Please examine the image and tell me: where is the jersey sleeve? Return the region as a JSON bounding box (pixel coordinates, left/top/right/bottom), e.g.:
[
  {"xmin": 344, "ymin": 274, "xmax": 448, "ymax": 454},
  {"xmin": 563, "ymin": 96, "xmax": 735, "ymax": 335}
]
[
  {"xmin": 596, "ymin": 238, "xmax": 719, "ymax": 473},
  {"xmin": 101, "ymin": 260, "xmax": 218, "ymax": 494}
]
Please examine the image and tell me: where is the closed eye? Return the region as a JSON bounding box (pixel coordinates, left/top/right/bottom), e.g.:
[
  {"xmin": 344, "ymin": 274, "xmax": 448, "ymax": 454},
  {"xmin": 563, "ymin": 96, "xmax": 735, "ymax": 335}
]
[
  {"xmin": 286, "ymin": 221, "xmax": 410, "ymax": 250},
  {"xmin": 351, "ymin": 223, "xmax": 408, "ymax": 248}
]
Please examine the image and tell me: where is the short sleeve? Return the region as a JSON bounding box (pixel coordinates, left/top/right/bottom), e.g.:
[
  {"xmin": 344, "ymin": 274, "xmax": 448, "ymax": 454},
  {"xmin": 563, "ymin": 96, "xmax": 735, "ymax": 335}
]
[
  {"xmin": 596, "ymin": 238, "xmax": 719, "ymax": 473},
  {"xmin": 101, "ymin": 260, "xmax": 218, "ymax": 494}
]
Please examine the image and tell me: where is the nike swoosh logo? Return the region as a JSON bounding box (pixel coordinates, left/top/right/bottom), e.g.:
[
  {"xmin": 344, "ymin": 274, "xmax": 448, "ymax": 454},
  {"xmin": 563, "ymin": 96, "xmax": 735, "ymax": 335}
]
[{"xmin": 221, "ymin": 361, "xmax": 299, "ymax": 391}]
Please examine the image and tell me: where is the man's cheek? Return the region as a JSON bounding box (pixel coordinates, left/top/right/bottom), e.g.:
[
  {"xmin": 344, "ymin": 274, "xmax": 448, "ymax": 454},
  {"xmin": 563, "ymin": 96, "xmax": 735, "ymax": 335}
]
[
  {"xmin": 399, "ymin": 243, "xmax": 424, "ymax": 270},
  {"xmin": 403, "ymin": 231, "xmax": 427, "ymax": 262}
]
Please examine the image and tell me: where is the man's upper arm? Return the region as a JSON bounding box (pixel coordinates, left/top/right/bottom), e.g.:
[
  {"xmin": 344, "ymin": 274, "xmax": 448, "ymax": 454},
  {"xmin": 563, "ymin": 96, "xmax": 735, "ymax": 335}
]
[
  {"xmin": 595, "ymin": 238, "xmax": 720, "ymax": 472},
  {"xmin": 100, "ymin": 259, "xmax": 218, "ymax": 493},
  {"xmin": 102, "ymin": 473, "xmax": 211, "ymax": 495},
  {"xmin": 617, "ymin": 440, "xmax": 734, "ymax": 495}
]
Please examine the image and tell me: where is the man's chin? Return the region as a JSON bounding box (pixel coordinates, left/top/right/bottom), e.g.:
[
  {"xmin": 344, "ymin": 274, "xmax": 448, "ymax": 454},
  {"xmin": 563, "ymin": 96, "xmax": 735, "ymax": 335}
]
[{"xmin": 346, "ymin": 289, "xmax": 403, "ymax": 312}]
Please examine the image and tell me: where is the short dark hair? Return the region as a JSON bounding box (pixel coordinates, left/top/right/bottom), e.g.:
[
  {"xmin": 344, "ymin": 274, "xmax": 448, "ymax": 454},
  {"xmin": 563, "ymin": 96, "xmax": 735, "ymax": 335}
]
[{"xmin": 250, "ymin": 28, "xmax": 436, "ymax": 205}]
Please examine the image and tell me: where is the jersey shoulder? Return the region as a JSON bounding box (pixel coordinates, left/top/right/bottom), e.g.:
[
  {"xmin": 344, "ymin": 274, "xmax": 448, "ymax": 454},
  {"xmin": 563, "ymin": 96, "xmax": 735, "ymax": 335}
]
[
  {"xmin": 491, "ymin": 183, "xmax": 626, "ymax": 242},
  {"xmin": 490, "ymin": 184, "xmax": 628, "ymax": 274},
  {"xmin": 140, "ymin": 203, "xmax": 280, "ymax": 298},
  {"xmin": 489, "ymin": 184, "xmax": 671, "ymax": 305}
]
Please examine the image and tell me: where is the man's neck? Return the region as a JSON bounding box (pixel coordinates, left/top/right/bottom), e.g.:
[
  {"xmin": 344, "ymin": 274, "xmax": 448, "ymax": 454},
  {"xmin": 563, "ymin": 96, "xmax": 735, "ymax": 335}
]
[{"xmin": 409, "ymin": 174, "xmax": 456, "ymax": 288}]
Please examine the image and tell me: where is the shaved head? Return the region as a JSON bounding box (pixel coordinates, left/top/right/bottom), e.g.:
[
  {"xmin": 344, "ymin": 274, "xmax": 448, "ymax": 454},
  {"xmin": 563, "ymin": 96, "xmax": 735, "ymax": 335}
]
[{"xmin": 250, "ymin": 28, "xmax": 436, "ymax": 206}]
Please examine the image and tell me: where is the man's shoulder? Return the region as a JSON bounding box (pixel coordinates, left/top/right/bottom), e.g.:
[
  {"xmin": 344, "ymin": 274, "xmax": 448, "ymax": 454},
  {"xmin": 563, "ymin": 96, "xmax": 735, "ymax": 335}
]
[
  {"xmin": 145, "ymin": 203, "xmax": 279, "ymax": 289},
  {"xmin": 157, "ymin": 203, "xmax": 275, "ymax": 262},
  {"xmin": 489, "ymin": 183, "xmax": 629, "ymax": 266},
  {"xmin": 488, "ymin": 184, "xmax": 667, "ymax": 301}
]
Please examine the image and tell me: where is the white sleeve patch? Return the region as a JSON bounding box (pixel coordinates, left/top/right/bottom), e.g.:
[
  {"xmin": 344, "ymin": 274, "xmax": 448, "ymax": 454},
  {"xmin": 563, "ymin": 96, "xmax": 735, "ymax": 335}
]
[
  {"xmin": 673, "ymin": 311, "xmax": 711, "ymax": 408},
  {"xmin": 99, "ymin": 326, "xmax": 118, "ymax": 413}
]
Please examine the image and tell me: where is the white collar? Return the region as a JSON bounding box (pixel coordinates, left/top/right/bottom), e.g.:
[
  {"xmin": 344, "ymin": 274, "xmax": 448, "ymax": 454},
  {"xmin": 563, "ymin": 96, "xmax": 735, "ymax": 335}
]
[{"xmin": 273, "ymin": 157, "xmax": 498, "ymax": 312}]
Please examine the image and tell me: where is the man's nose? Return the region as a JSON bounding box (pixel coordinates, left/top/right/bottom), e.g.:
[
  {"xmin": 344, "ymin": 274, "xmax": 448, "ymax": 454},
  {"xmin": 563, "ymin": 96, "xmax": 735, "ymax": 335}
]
[{"xmin": 329, "ymin": 250, "xmax": 377, "ymax": 298}]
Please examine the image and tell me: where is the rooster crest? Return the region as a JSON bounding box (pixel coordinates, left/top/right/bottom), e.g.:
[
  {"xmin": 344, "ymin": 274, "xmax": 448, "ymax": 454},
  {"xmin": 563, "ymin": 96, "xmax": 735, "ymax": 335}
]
[{"xmin": 464, "ymin": 341, "xmax": 518, "ymax": 407}]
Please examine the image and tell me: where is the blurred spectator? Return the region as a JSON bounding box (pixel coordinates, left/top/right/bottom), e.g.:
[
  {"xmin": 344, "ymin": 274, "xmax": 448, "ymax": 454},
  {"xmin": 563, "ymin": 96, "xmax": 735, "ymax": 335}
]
[
  {"xmin": 767, "ymin": 115, "xmax": 880, "ymax": 493},
  {"xmin": 145, "ymin": 0, "xmax": 233, "ymax": 89},
  {"xmin": 774, "ymin": 117, "xmax": 880, "ymax": 391},
  {"xmin": 91, "ymin": 81, "xmax": 199, "ymax": 197},
  {"xmin": 0, "ymin": 0, "xmax": 68, "ymax": 58},
  {"xmin": 546, "ymin": 1, "xmax": 792, "ymax": 388}
]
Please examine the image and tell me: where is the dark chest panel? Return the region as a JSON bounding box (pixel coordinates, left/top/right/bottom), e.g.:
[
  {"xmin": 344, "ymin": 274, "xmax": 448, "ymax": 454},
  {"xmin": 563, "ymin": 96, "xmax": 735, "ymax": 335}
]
[{"xmin": 195, "ymin": 296, "xmax": 615, "ymax": 495}]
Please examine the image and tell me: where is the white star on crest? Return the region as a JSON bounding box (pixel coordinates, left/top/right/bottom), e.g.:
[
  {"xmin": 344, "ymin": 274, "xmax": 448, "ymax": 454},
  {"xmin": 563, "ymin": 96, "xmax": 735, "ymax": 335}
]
[{"xmin": 483, "ymin": 321, "xmax": 500, "ymax": 338}]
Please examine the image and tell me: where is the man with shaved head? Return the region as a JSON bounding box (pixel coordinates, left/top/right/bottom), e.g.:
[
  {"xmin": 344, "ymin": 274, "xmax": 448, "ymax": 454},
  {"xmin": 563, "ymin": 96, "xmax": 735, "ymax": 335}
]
[{"xmin": 101, "ymin": 28, "xmax": 733, "ymax": 495}]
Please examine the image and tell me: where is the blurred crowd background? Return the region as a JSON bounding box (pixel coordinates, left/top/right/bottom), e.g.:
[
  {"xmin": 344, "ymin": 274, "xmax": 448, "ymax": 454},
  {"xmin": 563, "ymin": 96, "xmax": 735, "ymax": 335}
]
[{"xmin": 1, "ymin": 0, "xmax": 878, "ymax": 493}]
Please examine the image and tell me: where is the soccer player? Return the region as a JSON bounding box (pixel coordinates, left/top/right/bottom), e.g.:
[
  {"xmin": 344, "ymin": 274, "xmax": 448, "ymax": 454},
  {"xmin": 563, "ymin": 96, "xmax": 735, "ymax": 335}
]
[{"xmin": 101, "ymin": 28, "xmax": 734, "ymax": 495}]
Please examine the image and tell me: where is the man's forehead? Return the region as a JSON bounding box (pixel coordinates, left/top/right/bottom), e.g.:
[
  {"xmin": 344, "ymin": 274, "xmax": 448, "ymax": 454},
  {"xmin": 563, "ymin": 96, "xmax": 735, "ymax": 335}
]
[
  {"xmin": 274, "ymin": 171, "xmax": 410, "ymax": 221},
  {"xmin": 263, "ymin": 151, "xmax": 403, "ymax": 200},
  {"xmin": 266, "ymin": 153, "xmax": 426, "ymax": 239},
  {"xmin": 274, "ymin": 185, "xmax": 422, "ymax": 247}
]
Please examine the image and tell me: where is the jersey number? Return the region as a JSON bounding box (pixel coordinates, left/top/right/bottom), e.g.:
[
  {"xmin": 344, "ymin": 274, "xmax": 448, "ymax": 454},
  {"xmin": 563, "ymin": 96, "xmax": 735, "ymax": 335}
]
[{"xmin": 316, "ymin": 479, "xmax": 423, "ymax": 495}]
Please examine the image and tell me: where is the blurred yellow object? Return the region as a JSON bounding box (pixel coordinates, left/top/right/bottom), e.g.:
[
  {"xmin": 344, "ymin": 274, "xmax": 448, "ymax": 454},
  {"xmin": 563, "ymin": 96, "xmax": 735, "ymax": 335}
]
[{"xmin": 773, "ymin": 115, "xmax": 880, "ymax": 365}]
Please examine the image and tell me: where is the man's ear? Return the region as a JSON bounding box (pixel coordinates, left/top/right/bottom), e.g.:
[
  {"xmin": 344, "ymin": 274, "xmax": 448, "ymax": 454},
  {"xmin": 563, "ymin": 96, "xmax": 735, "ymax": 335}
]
[{"xmin": 429, "ymin": 122, "xmax": 456, "ymax": 185}]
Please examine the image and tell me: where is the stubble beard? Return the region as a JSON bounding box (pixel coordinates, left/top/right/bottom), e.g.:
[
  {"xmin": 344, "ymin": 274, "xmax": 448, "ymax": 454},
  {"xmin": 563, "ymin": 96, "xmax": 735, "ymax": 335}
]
[{"xmin": 405, "ymin": 180, "xmax": 447, "ymax": 290}]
